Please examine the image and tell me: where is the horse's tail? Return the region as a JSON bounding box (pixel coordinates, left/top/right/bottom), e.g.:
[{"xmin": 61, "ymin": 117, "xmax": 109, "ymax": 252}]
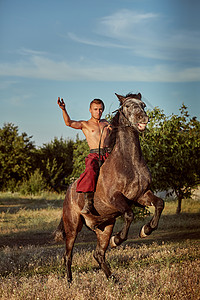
[{"xmin": 53, "ymin": 216, "xmax": 66, "ymax": 242}]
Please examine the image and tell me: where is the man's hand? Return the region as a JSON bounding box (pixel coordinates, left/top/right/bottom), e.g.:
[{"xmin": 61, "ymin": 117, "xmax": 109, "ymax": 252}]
[{"xmin": 57, "ymin": 97, "xmax": 66, "ymax": 110}]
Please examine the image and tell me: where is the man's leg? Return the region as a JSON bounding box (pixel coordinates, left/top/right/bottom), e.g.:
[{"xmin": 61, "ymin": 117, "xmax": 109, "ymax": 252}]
[
  {"xmin": 78, "ymin": 152, "xmax": 109, "ymax": 214},
  {"xmin": 77, "ymin": 153, "xmax": 99, "ymax": 214}
]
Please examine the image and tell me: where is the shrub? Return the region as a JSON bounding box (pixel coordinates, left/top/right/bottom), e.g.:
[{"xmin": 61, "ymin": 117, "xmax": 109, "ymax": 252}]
[{"xmin": 18, "ymin": 169, "xmax": 47, "ymax": 195}]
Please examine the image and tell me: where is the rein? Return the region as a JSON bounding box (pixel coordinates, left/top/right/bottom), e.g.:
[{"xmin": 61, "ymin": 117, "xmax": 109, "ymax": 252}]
[{"xmin": 98, "ymin": 124, "xmax": 109, "ymax": 167}]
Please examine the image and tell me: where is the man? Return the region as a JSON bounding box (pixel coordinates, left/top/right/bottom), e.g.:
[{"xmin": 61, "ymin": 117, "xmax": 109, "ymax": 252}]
[{"xmin": 57, "ymin": 97, "xmax": 111, "ymax": 214}]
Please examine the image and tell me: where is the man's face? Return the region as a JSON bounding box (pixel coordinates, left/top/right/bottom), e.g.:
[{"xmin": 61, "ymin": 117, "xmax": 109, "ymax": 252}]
[{"xmin": 89, "ymin": 103, "xmax": 103, "ymax": 120}]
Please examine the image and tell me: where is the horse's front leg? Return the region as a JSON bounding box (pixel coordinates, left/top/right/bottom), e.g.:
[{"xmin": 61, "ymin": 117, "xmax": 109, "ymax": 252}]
[
  {"xmin": 138, "ymin": 190, "xmax": 164, "ymax": 238},
  {"xmin": 109, "ymin": 192, "xmax": 134, "ymax": 248}
]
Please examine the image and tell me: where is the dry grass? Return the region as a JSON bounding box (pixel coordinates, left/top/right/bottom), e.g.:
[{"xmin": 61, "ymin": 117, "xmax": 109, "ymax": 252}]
[
  {"xmin": 0, "ymin": 241, "xmax": 199, "ymax": 300},
  {"xmin": 0, "ymin": 207, "xmax": 61, "ymax": 235},
  {"xmin": 0, "ymin": 192, "xmax": 200, "ymax": 299},
  {"xmin": 0, "ymin": 192, "xmax": 63, "ymax": 235}
]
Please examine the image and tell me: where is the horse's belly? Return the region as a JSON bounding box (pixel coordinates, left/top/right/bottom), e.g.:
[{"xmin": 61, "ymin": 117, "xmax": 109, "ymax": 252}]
[
  {"xmin": 96, "ymin": 159, "xmax": 151, "ymax": 201},
  {"xmin": 125, "ymin": 172, "xmax": 151, "ymax": 200}
]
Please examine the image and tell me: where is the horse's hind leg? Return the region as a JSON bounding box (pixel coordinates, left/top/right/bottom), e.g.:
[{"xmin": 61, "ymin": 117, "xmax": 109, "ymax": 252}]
[
  {"xmin": 138, "ymin": 190, "xmax": 164, "ymax": 238},
  {"xmin": 62, "ymin": 213, "xmax": 83, "ymax": 282},
  {"xmin": 93, "ymin": 221, "xmax": 115, "ymax": 279}
]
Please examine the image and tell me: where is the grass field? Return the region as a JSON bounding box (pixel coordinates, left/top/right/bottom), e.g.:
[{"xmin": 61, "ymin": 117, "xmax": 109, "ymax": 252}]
[{"xmin": 0, "ymin": 191, "xmax": 200, "ymax": 299}]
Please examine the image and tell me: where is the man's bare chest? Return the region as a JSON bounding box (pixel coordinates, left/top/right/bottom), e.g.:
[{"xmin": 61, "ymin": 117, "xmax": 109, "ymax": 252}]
[{"xmin": 84, "ymin": 122, "xmax": 107, "ymax": 136}]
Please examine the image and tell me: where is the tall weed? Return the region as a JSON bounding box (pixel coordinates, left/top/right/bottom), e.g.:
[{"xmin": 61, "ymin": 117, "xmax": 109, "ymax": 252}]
[{"xmin": 17, "ymin": 169, "xmax": 47, "ymax": 195}]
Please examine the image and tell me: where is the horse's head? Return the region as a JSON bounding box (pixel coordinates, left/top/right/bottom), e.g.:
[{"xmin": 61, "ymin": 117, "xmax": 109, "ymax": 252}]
[{"xmin": 115, "ymin": 93, "xmax": 149, "ymax": 132}]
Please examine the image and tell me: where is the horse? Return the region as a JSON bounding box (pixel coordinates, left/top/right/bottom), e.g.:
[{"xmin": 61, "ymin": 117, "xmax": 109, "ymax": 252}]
[{"xmin": 55, "ymin": 92, "xmax": 164, "ymax": 282}]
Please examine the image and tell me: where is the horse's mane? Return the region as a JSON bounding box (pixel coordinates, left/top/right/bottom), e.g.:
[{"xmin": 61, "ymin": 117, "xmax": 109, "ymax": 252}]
[
  {"xmin": 108, "ymin": 111, "xmax": 120, "ymax": 151},
  {"xmin": 125, "ymin": 92, "xmax": 141, "ymax": 100}
]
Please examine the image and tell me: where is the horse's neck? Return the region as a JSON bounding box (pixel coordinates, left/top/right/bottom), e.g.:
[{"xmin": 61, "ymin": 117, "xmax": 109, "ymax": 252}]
[{"xmin": 117, "ymin": 128, "xmax": 142, "ymax": 160}]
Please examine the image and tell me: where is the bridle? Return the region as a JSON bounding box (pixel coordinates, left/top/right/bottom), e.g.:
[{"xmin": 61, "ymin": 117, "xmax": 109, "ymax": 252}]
[
  {"xmin": 112, "ymin": 97, "xmax": 147, "ymax": 129},
  {"xmin": 98, "ymin": 97, "xmax": 147, "ymax": 166}
]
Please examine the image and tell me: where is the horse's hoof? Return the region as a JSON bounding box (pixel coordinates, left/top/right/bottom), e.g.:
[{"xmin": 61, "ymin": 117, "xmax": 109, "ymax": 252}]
[
  {"xmin": 139, "ymin": 225, "xmax": 148, "ymax": 238},
  {"xmin": 110, "ymin": 236, "xmax": 117, "ymax": 248}
]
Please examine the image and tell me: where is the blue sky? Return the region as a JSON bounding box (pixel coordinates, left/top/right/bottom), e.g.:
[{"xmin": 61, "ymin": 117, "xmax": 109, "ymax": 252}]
[{"xmin": 1, "ymin": 0, "xmax": 200, "ymax": 146}]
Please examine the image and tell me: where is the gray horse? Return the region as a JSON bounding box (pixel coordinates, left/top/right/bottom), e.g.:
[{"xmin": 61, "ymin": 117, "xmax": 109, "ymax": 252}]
[{"xmin": 55, "ymin": 93, "xmax": 164, "ymax": 282}]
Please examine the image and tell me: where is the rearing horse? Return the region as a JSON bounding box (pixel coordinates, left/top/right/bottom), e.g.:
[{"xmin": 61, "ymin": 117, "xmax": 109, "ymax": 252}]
[{"xmin": 55, "ymin": 93, "xmax": 164, "ymax": 282}]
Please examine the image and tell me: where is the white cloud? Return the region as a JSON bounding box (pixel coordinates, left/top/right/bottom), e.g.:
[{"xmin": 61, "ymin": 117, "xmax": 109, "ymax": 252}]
[
  {"xmin": 98, "ymin": 9, "xmax": 159, "ymax": 38},
  {"xmin": 17, "ymin": 48, "xmax": 49, "ymax": 56},
  {"xmin": 67, "ymin": 9, "xmax": 200, "ymax": 63},
  {"xmin": 67, "ymin": 32, "xmax": 131, "ymax": 49},
  {"xmin": 0, "ymin": 53, "xmax": 199, "ymax": 82}
]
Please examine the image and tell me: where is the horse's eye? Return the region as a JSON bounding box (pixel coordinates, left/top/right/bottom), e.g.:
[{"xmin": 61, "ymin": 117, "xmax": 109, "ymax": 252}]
[{"xmin": 142, "ymin": 103, "xmax": 146, "ymax": 108}]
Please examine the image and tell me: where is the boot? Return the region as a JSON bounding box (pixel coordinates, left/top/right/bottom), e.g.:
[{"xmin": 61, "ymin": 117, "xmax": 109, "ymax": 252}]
[{"xmin": 81, "ymin": 192, "xmax": 94, "ymax": 214}]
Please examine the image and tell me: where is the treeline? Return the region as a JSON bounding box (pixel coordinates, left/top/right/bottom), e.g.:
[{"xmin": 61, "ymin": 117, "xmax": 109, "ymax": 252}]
[
  {"xmin": 0, "ymin": 104, "xmax": 200, "ymax": 213},
  {"xmin": 0, "ymin": 123, "xmax": 89, "ymax": 194}
]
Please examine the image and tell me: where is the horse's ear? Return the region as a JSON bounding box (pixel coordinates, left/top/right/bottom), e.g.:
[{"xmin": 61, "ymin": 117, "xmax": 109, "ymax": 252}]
[
  {"xmin": 115, "ymin": 93, "xmax": 125, "ymax": 105},
  {"xmin": 137, "ymin": 93, "xmax": 142, "ymax": 100}
]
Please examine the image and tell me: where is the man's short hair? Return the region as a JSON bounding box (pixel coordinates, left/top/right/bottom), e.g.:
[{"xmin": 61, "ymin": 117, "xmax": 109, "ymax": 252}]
[{"xmin": 90, "ymin": 99, "xmax": 105, "ymax": 111}]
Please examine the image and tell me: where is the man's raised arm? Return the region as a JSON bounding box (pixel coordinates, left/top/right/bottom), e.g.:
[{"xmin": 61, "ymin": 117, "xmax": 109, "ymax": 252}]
[{"xmin": 57, "ymin": 97, "xmax": 82, "ymax": 129}]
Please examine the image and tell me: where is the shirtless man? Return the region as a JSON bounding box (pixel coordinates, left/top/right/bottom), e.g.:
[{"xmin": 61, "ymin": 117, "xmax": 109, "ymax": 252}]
[{"xmin": 57, "ymin": 97, "xmax": 111, "ymax": 214}]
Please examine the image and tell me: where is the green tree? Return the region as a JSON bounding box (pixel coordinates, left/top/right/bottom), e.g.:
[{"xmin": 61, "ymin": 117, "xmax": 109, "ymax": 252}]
[
  {"xmin": 141, "ymin": 104, "xmax": 200, "ymax": 214},
  {"xmin": 0, "ymin": 123, "xmax": 35, "ymax": 191},
  {"xmin": 36, "ymin": 137, "xmax": 74, "ymax": 191}
]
